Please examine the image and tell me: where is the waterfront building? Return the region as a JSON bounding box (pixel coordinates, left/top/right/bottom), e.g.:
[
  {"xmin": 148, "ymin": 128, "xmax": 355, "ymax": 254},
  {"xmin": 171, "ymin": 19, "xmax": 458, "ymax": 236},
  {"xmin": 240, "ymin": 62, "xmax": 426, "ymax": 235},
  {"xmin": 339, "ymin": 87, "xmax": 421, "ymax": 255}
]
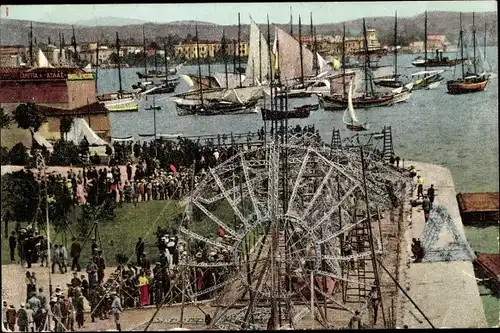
[
  {"xmin": 0, "ymin": 67, "xmax": 111, "ymax": 147},
  {"xmin": 174, "ymin": 39, "xmax": 249, "ymax": 60},
  {"xmin": 0, "ymin": 45, "xmax": 25, "ymax": 67}
]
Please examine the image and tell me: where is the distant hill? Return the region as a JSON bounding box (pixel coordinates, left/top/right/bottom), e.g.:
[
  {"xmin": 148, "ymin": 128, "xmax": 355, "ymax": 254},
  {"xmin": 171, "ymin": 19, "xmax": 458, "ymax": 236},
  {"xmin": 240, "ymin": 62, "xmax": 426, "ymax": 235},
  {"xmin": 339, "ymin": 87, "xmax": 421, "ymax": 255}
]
[
  {"xmin": 0, "ymin": 11, "xmax": 497, "ymax": 46},
  {"xmin": 74, "ymin": 17, "xmax": 152, "ymax": 27}
]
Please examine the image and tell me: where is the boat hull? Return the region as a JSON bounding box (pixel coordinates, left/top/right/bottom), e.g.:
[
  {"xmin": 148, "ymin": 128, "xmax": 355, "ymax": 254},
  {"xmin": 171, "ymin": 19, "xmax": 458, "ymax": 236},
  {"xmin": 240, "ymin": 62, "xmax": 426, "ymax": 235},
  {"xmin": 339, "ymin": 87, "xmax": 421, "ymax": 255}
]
[
  {"xmin": 104, "ymin": 97, "xmax": 139, "ymax": 112},
  {"xmin": 346, "ymin": 124, "xmax": 368, "ymax": 131},
  {"xmin": 446, "ymin": 78, "xmax": 489, "ymax": 94},
  {"xmin": 176, "ymin": 100, "xmax": 258, "ymax": 116},
  {"xmin": 319, "ymin": 94, "xmax": 394, "ymax": 111},
  {"xmin": 373, "ymin": 79, "xmax": 403, "ymax": 88},
  {"xmin": 261, "ymin": 107, "xmax": 311, "ymax": 121},
  {"xmin": 412, "ymin": 58, "xmax": 466, "ymax": 68}
]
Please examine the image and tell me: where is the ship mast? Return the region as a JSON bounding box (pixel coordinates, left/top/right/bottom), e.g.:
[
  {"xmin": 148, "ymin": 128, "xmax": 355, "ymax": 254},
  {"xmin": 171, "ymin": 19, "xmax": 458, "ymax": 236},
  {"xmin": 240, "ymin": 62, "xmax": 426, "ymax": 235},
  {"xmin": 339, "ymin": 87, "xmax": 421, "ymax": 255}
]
[
  {"xmin": 290, "ymin": 6, "xmax": 293, "ymax": 37},
  {"xmin": 362, "ymin": 18, "xmax": 374, "ymax": 96},
  {"xmin": 342, "ymin": 23, "xmax": 346, "ymax": 97},
  {"xmin": 116, "ymin": 32, "xmax": 123, "ymax": 96},
  {"xmin": 238, "ymin": 12, "xmax": 242, "ymax": 88},
  {"xmin": 394, "ymin": 11, "xmax": 398, "ymax": 79},
  {"xmin": 58, "ymin": 32, "xmax": 63, "ymax": 66},
  {"xmin": 310, "ymin": 12, "xmax": 317, "ymax": 76},
  {"xmin": 460, "ymin": 12, "xmax": 464, "ymax": 79},
  {"xmin": 29, "ymin": 22, "xmax": 34, "ymax": 66},
  {"xmin": 163, "ymin": 42, "xmax": 168, "ymax": 82},
  {"xmin": 95, "ymin": 40, "xmax": 100, "ymax": 92},
  {"xmin": 472, "ymin": 12, "xmax": 476, "ymax": 74},
  {"xmin": 195, "ymin": 23, "xmax": 204, "ymax": 105},
  {"xmin": 298, "ymin": 15, "xmax": 304, "ymax": 85},
  {"xmin": 71, "ymin": 25, "xmax": 78, "ymax": 66},
  {"xmin": 424, "ymin": 11, "xmax": 427, "ymax": 71},
  {"xmin": 142, "ymin": 25, "xmax": 147, "ymax": 78},
  {"xmin": 223, "ymin": 29, "xmax": 229, "ymax": 88}
]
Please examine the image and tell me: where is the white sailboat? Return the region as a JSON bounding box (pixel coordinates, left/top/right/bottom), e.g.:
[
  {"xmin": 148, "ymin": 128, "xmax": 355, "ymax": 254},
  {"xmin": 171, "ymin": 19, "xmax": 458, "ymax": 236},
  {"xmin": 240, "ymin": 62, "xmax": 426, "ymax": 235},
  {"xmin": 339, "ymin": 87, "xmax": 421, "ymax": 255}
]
[{"xmin": 343, "ymin": 81, "xmax": 369, "ymax": 131}]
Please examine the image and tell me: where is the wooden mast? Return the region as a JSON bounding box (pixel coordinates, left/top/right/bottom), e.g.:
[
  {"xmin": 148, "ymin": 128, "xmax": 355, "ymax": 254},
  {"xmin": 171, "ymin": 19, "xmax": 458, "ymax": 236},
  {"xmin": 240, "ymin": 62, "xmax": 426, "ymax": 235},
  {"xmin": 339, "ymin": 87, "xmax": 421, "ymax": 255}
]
[
  {"xmin": 342, "ymin": 23, "xmax": 346, "ymax": 97},
  {"xmin": 95, "ymin": 40, "xmax": 100, "ymax": 92},
  {"xmin": 142, "ymin": 25, "xmax": 147, "ymax": 78},
  {"xmin": 460, "ymin": 12, "xmax": 464, "ymax": 79},
  {"xmin": 29, "ymin": 22, "xmax": 34, "ymax": 66},
  {"xmin": 424, "ymin": 11, "xmax": 427, "ymax": 71},
  {"xmin": 195, "ymin": 23, "xmax": 204, "ymax": 105},
  {"xmin": 71, "ymin": 25, "xmax": 78, "ymax": 65},
  {"xmin": 394, "ymin": 11, "xmax": 398, "ymax": 80},
  {"xmin": 163, "ymin": 42, "xmax": 168, "ymax": 80},
  {"xmin": 258, "ymin": 22, "xmax": 263, "ymax": 83},
  {"xmin": 314, "ymin": 26, "xmax": 319, "ymax": 76},
  {"xmin": 472, "ymin": 12, "xmax": 476, "ymax": 74},
  {"xmin": 223, "ymin": 29, "xmax": 229, "ymax": 88},
  {"xmin": 116, "ymin": 32, "xmax": 123, "ymax": 96},
  {"xmin": 362, "ymin": 18, "xmax": 371, "ymax": 96},
  {"xmin": 298, "ymin": 15, "xmax": 304, "ymax": 84},
  {"xmin": 290, "ymin": 6, "xmax": 293, "ymax": 37},
  {"xmin": 238, "ymin": 12, "xmax": 242, "ymax": 87},
  {"xmin": 310, "ymin": 12, "xmax": 317, "ymax": 76},
  {"xmin": 58, "ymin": 32, "xmax": 62, "ymax": 66}
]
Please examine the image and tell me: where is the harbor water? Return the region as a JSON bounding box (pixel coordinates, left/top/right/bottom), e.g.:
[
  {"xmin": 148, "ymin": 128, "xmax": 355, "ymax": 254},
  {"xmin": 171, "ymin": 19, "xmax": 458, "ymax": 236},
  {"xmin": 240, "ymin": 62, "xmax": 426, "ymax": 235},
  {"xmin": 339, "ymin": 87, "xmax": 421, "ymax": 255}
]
[{"xmin": 102, "ymin": 49, "xmax": 498, "ymax": 325}]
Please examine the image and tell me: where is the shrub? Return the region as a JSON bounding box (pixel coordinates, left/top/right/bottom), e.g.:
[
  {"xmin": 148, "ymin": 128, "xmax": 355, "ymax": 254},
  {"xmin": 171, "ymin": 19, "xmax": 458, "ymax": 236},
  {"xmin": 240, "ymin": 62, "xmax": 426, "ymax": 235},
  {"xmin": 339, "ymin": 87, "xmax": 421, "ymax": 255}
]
[
  {"xmin": 0, "ymin": 147, "xmax": 9, "ymax": 165},
  {"xmin": 50, "ymin": 140, "xmax": 80, "ymax": 166},
  {"xmin": 8, "ymin": 143, "xmax": 28, "ymax": 165},
  {"xmin": 90, "ymin": 152, "xmax": 101, "ymax": 165}
]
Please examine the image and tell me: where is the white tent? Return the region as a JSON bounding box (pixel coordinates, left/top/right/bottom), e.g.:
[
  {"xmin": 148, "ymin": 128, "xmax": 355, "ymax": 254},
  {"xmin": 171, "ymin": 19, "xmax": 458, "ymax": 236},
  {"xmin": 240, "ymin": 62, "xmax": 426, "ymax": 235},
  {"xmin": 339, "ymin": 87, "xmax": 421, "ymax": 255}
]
[
  {"xmin": 33, "ymin": 131, "xmax": 54, "ymax": 153},
  {"xmin": 36, "ymin": 49, "xmax": 54, "ymax": 68},
  {"xmin": 65, "ymin": 118, "xmax": 109, "ymax": 146}
]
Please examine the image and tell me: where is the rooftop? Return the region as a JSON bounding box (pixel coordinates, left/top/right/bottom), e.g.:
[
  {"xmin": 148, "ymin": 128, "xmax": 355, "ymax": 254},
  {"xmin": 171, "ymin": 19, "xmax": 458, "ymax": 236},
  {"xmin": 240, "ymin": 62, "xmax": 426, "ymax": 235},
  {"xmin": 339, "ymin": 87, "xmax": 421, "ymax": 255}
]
[
  {"xmin": 457, "ymin": 192, "xmax": 499, "ymax": 213},
  {"xmin": 35, "ymin": 101, "xmax": 108, "ymax": 117}
]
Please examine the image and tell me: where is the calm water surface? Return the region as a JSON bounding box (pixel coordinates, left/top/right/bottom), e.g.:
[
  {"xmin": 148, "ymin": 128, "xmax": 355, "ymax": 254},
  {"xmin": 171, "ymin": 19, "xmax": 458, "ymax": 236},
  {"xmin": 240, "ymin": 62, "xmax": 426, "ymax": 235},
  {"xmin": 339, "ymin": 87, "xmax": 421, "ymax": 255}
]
[{"xmin": 100, "ymin": 49, "xmax": 499, "ymax": 326}]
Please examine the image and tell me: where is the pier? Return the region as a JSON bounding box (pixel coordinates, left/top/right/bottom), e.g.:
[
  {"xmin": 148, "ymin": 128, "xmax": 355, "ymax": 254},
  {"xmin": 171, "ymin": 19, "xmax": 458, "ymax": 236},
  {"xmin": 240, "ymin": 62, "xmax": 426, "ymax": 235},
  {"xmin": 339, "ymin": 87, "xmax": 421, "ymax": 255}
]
[{"xmin": 400, "ymin": 161, "xmax": 488, "ymax": 328}]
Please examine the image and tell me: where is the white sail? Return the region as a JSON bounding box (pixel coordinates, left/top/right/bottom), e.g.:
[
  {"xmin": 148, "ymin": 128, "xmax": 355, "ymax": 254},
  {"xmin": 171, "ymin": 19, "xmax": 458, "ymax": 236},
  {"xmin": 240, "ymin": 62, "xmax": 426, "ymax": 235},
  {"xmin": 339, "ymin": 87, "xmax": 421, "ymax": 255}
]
[
  {"xmin": 347, "ymin": 81, "xmax": 358, "ymax": 123},
  {"xmin": 317, "ymin": 53, "xmax": 331, "ymax": 73},
  {"xmin": 36, "ymin": 49, "xmax": 53, "ymax": 68},
  {"xmin": 275, "ymin": 26, "xmax": 315, "ymax": 83},
  {"xmin": 245, "ymin": 18, "xmax": 272, "ymax": 84}
]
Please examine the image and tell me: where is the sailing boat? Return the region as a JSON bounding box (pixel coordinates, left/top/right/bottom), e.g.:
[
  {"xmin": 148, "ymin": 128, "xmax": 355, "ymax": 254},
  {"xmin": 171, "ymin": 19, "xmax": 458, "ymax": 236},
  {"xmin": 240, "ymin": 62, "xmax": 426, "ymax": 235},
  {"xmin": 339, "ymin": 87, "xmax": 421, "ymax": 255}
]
[
  {"xmin": 266, "ymin": 19, "xmax": 332, "ymax": 98},
  {"xmin": 343, "ymin": 81, "xmax": 369, "ymax": 131},
  {"xmin": 412, "ymin": 12, "xmax": 467, "ymax": 68},
  {"xmin": 101, "ymin": 32, "xmax": 140, "ymax": 112},
  {"xmin": 374, "ymin": 12, "xmax": 404, "ymax": 89},
  {"xmin": 408, "ymin": 11, "xmax": 445, "ymax": 90},
  {"xmin": 447, "ymin": 12, "xmax": 489, "ymax": 94},
  {"xmin": 319, "ymin": 19, "xmax": 408, "ymax": 111},
  {"xmin": 171, "ymin": 23, "xmax": 263, "ymax": 116}
]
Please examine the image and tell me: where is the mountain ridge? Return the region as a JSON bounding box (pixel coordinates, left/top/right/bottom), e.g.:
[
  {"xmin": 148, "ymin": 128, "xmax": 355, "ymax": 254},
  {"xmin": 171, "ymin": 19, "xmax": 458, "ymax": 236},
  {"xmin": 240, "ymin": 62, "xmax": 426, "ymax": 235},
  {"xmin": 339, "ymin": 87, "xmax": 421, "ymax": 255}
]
[{"xmin": 0, "ymin": 11, "xmax": 497, "ymax": 46}]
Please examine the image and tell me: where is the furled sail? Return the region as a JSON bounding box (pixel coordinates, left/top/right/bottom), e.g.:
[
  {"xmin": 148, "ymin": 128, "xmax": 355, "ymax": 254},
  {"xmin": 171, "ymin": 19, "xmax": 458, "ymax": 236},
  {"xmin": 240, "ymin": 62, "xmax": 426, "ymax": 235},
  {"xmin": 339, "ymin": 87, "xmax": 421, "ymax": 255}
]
[
  {"xmin": 274, "ymin": 26, "xmax": 315, "ymax": 82},
  {"xmin": 185, "ymin": 73, "xmax": 244, "ymax": 89},
  {"xmin": 171, "ymin": 86, "xmax": 263, "ymax": 105},
  {"xmin": 244, "ymin": 18, "xmax": 272, "ymax": 85}
]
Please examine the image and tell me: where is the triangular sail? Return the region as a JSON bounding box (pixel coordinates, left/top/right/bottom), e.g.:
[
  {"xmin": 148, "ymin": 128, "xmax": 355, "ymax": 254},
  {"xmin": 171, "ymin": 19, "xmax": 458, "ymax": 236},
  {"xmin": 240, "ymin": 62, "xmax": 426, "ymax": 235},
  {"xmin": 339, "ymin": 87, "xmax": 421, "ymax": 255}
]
[
  {"xmin": 37, "ymin": 49, "xmax": 53, "ymax": 68},
  {"xmin": 245, "ymin": 18, "xmax": 271, "ymax": 84},
  {"xmin": 275, "ymin": 26, "xmax": 315, "ymax": 82},
  {"xmin": 347, "ymin": 81, "xmax": 359, "ymax": 123}
]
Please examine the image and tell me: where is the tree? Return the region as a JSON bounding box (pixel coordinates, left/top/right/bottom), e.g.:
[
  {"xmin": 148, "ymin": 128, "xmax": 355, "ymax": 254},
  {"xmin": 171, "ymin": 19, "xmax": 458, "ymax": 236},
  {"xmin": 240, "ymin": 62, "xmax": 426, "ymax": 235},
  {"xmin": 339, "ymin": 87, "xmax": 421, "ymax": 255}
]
[
  {"xmin": 1, "ymin": 170, "xmax": 40, "ymax": 238},
  {"xmin": 59, "ymin": 116, "xmax": 73, "ymax": 141},
  {"xmin": 13, "ymin": 103, "xmax": 45, "ymax": 133},
  {"xmin": 0, "ymin": 108, "xmax": 12, "ymax": 129}
]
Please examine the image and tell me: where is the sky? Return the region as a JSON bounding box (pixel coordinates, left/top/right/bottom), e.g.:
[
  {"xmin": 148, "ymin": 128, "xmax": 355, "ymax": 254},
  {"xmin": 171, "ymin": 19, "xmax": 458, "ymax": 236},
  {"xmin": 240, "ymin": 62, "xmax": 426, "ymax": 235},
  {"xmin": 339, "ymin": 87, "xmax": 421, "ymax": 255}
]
[{"xmin": 0, "ymin": 1, "xmax": 497, "ymax": 25}]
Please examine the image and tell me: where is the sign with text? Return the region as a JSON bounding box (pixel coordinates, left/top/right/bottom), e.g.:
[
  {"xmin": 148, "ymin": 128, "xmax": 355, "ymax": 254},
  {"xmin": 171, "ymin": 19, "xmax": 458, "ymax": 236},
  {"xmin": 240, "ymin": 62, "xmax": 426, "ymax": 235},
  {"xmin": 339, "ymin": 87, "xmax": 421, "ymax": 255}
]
[
  {"xmin": 0, "ymin": 71, "xmax": 68, "ymax": 81},
  {"xmin": 67, "ymin": 73, "xmax": 95, "ymax": 80},
  {"xmin": 0, "ymin": 71, "xmax": 95, "ymax": 81}
]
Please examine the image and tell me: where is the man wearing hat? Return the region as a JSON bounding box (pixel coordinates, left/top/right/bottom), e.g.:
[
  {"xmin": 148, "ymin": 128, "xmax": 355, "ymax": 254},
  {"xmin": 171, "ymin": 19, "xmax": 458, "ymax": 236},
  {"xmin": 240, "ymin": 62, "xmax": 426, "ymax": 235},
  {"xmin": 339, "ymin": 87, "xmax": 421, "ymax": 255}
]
[
  {"xmin": 17, "ymin": 304, "xmax": 28, "ymax": 332},
  {"xmin": 110, "ymin": 292, "xmax": 123, "ymax": 331},
  {"xmin": 348, "ymin": 309, "xmax": 362, "ymax": 329},
  {"xmin": 6, "ymin": 304, "xmax": 16, "ymax": 331},
  {"xmin": 2, "ymin": 301, "xmax": 8, "ymax": 330}
]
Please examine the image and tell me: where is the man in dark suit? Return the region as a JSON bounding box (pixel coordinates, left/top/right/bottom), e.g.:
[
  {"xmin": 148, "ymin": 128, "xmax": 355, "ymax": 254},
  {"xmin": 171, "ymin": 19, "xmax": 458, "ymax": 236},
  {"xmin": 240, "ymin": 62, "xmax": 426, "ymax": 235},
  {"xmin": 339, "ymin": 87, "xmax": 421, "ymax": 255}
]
[{"xmin": 9, "ymin": 231, "xmax": 16, "ymax": 262}]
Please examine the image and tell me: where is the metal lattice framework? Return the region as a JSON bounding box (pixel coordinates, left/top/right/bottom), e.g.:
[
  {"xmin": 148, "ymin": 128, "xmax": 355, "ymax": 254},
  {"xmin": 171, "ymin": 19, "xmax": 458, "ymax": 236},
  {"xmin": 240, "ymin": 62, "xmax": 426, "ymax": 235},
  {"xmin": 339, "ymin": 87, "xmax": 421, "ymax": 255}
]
[{"xmin": 174, "ymin": 139, "xmax": 411, "ymax": 330}]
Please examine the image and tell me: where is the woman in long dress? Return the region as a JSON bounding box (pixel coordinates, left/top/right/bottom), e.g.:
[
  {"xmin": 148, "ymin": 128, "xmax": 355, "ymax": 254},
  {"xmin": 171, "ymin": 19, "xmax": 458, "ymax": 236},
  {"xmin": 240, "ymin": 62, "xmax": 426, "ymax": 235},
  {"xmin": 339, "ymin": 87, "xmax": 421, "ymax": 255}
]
[
  {"xmin": 76, "ymin": 181, "xmax": 86, "ymax": 205},
  {"xmin": 138, "ymin": 270, "xmax": 150, "ymax": 306}
]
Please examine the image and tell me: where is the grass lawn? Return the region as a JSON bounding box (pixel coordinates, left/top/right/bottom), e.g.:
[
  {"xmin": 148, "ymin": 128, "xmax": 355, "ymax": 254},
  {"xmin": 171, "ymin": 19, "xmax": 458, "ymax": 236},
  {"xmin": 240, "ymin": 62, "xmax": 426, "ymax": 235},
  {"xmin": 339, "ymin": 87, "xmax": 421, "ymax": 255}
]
[{"xmin": 2, "ymin": 200, "xmax": 186, "ymax": 266}]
